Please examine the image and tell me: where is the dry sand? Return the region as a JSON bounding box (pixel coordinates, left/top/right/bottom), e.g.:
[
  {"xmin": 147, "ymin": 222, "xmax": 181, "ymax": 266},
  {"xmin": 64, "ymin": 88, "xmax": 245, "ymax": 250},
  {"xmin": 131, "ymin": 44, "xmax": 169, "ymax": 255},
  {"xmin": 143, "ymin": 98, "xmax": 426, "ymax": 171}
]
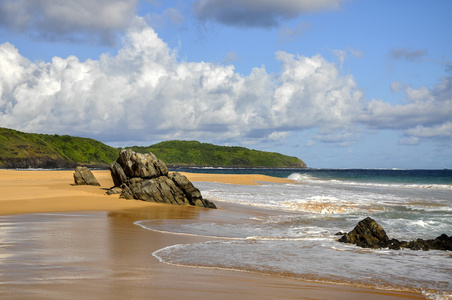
[
  {"xmin": 179, "ymin": 172, "xmax": 294, "ymax": 185},
  {"xmin": 0, "ymin": 169, "xmax": 424, "ymax": 299}
]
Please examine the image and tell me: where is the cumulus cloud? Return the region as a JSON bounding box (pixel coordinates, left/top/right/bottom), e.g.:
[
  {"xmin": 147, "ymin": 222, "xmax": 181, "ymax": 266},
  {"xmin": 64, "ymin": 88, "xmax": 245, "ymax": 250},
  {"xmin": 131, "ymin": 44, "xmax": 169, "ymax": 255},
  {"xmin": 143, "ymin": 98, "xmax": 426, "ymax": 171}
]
[
  {"xmin": 271, "ymin": 51, "xmax": 364, "ymax": 130},
  {"xmin": 1, "ymin": 17, "xmax": 449, "ymax": 148},
  {"xmin": 359, "ymin": 76, "xmax": 452, "ymax": 142},
  {"xmin": 0, "ymin": 17, "xmax": 365, "ymax": 145},
  {"xmin": 404, "ymin": 122, "xmax": 452, "ymax": 139},
  {"xmin": 193, "ymin": 0, "xmax": 346, "ymax": 28},
  {"xmin": 0, "ymin": 0, "xmax": 137, "ymax": 45}
]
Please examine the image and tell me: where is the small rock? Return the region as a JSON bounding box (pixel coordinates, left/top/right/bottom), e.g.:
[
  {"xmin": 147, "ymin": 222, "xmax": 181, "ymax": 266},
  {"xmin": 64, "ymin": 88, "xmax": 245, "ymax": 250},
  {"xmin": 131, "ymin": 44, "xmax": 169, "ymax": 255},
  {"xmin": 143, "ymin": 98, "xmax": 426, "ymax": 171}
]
[{"xmin": 73, "ymin": 166, "xmax": 100, "ymax": 186}]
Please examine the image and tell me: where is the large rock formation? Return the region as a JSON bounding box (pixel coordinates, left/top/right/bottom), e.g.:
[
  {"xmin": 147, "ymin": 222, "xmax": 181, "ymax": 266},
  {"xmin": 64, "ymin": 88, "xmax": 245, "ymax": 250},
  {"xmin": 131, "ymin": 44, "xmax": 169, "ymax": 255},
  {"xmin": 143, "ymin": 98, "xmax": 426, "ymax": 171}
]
[
  {"xmin": 108, "ymin": 149, "xmax": 216, "ymax": 209},
  {"xmin": 339, "ymin": 217, "xmax": 452, "ymax": 251},
  {"xmin": 73, "ymin": 166, "xmax": 100, "ymax": 186}
]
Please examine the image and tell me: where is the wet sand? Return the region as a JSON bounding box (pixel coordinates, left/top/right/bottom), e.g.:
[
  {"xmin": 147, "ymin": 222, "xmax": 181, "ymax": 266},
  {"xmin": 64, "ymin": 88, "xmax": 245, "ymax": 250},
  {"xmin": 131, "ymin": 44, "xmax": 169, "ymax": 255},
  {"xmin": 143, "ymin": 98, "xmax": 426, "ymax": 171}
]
[{"xmin": 0, "ymin": 170, "xmax": 424, "ymax": 299}]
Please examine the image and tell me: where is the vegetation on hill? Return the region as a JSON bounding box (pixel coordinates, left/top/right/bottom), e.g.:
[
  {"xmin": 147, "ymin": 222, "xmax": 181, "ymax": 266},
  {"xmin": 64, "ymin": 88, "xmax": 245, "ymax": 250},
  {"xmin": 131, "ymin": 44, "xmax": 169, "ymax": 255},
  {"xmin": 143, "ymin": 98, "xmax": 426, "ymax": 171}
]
[
  {"xmin": 0, "ymin": 127, "xmax": 119, "ymax": 168},
  {"xmin": 128, "ymin": 140, "xmax": 306, "ymax": 168},
  {"xmin": 0, "ymin": 127, "xmax": 306, "ymax": 168}
]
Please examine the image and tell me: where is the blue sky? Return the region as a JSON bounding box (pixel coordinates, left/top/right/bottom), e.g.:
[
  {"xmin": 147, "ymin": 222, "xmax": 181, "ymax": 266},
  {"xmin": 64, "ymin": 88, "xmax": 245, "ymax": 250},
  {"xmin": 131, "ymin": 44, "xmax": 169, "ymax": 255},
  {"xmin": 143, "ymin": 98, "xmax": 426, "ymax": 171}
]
[{"xmin": 0, "ymin": 0, "xmax": 451, "ymax": 169}]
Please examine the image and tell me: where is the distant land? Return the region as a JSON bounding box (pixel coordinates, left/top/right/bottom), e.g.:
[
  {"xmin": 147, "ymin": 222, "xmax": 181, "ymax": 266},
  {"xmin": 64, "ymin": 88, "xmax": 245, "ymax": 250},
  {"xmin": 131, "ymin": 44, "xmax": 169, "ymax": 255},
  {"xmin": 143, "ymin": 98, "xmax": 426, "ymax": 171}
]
[{"xmin": 0, "ymin": 127, "xmax": 306, "ymax": 169}]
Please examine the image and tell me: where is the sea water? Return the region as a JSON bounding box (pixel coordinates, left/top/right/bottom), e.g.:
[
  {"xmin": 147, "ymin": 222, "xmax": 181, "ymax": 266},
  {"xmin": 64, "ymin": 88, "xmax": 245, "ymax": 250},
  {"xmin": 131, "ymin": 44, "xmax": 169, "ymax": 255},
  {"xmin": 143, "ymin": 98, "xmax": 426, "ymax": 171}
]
[{"xmin": 136, "ymin": 168, "xmax": 452, "ymax": 299}]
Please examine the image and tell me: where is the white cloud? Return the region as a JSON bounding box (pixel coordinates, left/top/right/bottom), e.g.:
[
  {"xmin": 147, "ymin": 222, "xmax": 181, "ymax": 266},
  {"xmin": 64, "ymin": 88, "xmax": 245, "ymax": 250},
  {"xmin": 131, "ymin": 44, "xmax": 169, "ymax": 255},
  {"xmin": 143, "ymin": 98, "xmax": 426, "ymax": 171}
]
[
  {"xmin": 268, "ymin": 131, "xmax": 288, "ymax": 141},
  {"xmin": 193, "ymin": 0, "xmax": 346, "ymax": 28},
  {"xmin": 0, "ymin": 0, "xmax": 137, "ymax": 45},
  {"xmin": 0, "ymin": 17, "xmax": 364, "ymax": 145},
  {"xmin": 272, "ymin": 51, "xmax": 364, "ymax": 130},
  {"xmin": 359, "ymin": 78, "xmax": 452, "ymax": 135},
  {"xmin": 1, "ymin": 17, "xmax": 449, "ymax": 148},
  {"xmin": 404, "ymin": 122, "xmax": 452, "ymax": 139},
  {"xmin": 359, "ymin": 76, "xmax": 452, "ymax": 145}
]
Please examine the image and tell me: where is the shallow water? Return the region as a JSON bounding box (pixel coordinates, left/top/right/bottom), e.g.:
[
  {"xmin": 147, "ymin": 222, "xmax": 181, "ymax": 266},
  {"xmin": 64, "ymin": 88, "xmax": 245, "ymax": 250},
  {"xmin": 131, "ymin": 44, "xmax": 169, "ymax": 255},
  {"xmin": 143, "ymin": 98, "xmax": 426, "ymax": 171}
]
[{"xmin": 140, "ymin": 169, "xmax": 452, "ymax": 299}]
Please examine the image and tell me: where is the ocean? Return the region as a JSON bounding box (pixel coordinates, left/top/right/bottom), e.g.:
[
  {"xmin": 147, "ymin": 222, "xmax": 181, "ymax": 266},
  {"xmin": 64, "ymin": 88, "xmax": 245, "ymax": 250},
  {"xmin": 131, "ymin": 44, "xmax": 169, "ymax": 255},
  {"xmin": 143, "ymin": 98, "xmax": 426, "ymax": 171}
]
[{"xmin": 137, "ymin": 168, "xmax": 452, "ymax": 299}]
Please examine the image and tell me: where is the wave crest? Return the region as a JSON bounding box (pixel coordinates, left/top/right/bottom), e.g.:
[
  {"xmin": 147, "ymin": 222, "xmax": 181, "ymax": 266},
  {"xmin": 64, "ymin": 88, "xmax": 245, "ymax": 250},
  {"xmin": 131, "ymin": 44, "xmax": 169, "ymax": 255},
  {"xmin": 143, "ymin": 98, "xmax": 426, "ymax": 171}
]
[{"xmin": 287, "ymin": 173, "xmax": 317, "ymax": 182}]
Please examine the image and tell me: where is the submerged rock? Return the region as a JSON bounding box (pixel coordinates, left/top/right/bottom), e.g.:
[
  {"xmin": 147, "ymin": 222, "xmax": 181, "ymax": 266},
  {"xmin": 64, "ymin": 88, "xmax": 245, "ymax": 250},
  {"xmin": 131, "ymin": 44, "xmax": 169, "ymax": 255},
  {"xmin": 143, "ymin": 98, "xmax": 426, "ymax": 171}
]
[
  {"xmin": 73, "ymin": 166, "xmax": 100, "ymax": 186},
  {"xmin": 107, "ymin": 149, "xmax": 216, "ymax": 209},
  {"xmin": 339, "ymin": 217, "xmax": 452, "ymax": 251}
]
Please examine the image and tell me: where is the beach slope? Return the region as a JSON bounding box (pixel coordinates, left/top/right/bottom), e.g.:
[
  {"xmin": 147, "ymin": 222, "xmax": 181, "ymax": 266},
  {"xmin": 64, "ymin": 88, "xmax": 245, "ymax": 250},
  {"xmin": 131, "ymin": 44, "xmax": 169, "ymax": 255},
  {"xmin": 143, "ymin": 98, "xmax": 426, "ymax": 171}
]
[{"xmin": 0, "ymin": 170, "xmax": 424, "ymax": 299}]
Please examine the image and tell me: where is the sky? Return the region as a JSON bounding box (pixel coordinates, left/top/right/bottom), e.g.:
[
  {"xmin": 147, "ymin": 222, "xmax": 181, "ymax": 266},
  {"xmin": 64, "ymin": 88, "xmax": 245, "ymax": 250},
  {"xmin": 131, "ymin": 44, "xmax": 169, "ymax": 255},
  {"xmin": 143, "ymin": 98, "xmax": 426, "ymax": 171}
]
[{"xmin": 0, "ymin": 0, "xmax": 451, "ymax": 169}]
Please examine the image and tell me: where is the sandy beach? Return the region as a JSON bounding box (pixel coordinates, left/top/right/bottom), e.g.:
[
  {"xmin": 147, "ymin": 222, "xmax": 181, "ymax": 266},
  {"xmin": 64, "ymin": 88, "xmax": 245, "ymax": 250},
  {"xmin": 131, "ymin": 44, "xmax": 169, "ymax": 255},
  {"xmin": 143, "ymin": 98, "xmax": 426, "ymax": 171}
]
[{"xmin": 0, "ymin": 170, "xmax": 425, "ymax": 299}]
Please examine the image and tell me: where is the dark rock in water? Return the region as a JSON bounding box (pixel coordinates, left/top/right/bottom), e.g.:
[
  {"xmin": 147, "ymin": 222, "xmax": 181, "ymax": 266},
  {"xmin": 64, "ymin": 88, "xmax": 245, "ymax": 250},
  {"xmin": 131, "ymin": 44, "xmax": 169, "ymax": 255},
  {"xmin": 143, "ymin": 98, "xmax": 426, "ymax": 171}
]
[
  {"xmin": 430, "ymin": 234, "xmax": 452, "ymax": 251},
  {"xmin": 107, "ymin": 149, "xmax": 216, "ymax": 209},
  {"xmin": 398, "ymin": 234, "xmax": 452, "ymax": 251},
  {"xmin": 338, "ymin": 217, "xmax": 389, "ymax": 248},
  {"xmin": 73, "ymin": 166, "xmax": 100, "ymax": 186},
  {"xmin": 339, "ymin": 217, "xmax": 452, "ymax": 251}
]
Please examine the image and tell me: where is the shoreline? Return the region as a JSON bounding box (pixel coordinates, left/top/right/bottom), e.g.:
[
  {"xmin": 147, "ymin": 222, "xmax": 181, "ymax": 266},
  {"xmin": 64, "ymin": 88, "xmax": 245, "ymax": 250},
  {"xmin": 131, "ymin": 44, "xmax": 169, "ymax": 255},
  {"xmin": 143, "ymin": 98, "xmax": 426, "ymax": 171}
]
[{"xmin": 0, "ymin": 170, "xmax": 425, "ymax": 299}]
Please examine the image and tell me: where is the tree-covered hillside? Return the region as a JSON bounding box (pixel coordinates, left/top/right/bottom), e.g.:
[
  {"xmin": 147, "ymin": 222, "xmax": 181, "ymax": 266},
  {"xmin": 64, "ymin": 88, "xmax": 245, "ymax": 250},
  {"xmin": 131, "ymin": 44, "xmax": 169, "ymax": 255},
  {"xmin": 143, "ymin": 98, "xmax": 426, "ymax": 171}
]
[
  {"xmin": 128, "ymin": 140, "xmax": 306, "ymax": 168},
  {"xmin": 0, "ymin": 127, "xmax": 119, "ymax": 168},
  {"xmin": 0, "ymin": 128, "xmax": 306, "ymax": 168}
]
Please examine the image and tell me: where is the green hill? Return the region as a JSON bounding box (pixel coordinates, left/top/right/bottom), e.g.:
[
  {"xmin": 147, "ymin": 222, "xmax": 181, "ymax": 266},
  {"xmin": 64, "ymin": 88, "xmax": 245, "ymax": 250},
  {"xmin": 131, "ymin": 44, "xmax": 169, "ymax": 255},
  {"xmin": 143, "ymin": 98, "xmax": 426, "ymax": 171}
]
[
  {"xmin": 128, "ymin": 140, "xmax": 306, "ymax": 168},
  {"xmin": 0, "ymin": 127, "xmax": 119, "ymax": 168},
  {"xmin": 0, "ymin": 127, "xmax": 307, "ymax": 169}
]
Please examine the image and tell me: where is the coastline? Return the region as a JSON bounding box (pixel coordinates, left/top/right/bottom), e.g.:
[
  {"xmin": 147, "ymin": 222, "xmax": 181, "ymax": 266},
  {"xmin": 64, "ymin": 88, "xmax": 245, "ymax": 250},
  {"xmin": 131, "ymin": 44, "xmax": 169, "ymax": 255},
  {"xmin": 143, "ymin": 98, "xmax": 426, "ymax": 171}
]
[{"xmin": 0, "ymin": 170, "xmax": 425, "ymax": 299}]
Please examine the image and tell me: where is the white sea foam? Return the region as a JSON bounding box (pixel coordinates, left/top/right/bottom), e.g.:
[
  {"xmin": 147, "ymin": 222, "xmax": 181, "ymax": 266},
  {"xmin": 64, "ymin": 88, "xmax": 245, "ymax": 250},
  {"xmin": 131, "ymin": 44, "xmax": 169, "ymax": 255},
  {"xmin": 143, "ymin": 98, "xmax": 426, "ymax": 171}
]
[
  {"xmin": 287, "ymin": 172, "xmax": 452, "ymax": 191},
  {"xmin": 152, "ymin": 239, "xmax": 452, "ymax": 297},
  {"xmin": 287, "ymin": 173, "xmax": 318, "ymax": 181},
  {"xmin": 145, "ymin": 176, "xmax": 452, "ymax": 297}
]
